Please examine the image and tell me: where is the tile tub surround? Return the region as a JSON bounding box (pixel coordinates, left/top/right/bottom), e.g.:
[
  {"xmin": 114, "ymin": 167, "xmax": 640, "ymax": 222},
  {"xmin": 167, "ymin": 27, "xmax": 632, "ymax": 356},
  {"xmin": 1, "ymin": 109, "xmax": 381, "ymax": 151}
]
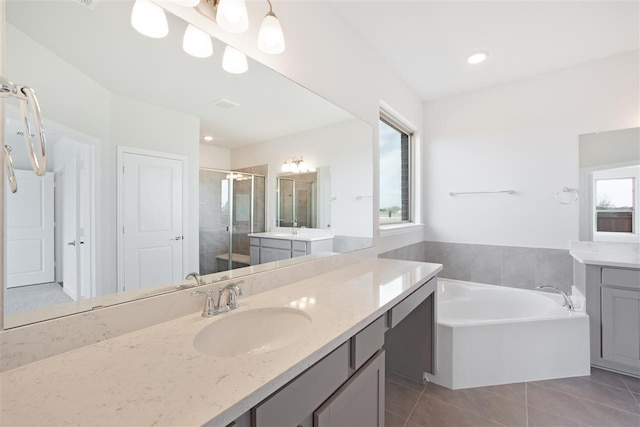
[
  {"xmin": 570, "ymin": 240, "xmax": 640, "ymax": 268},
  {"xmin": 0, "ymin": 247, "xmax": 375, "ymax": 372},
  {"xmin": 0, "ymin": 259, "xmax": 442, "ymax": 427},
  {"xmin": 385, "ymin": 367, "xmax": 640, "ymax": 427},
  {"xmin": 379, "ymin": 241, "xmax": 574, "ymax": 294}
]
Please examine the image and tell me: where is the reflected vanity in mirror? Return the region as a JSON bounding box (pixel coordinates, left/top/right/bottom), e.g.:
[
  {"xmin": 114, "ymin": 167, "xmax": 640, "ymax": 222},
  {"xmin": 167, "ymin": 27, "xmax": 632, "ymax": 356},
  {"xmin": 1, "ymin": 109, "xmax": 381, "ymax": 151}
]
[
  {"xmin": 578, "ymin": 127, "xmax": 640, "ymax": 243},
  {"xmin": 2, "ymin": 0, "xmax": 373, "ymax": 328}
]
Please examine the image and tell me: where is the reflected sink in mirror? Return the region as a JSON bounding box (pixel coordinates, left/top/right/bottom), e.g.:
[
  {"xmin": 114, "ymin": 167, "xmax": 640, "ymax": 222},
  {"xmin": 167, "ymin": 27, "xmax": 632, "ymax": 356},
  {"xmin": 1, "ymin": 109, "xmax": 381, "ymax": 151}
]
[{"xmin": 193, "ymin": 308, "xmax": 312, "ymax": 358}]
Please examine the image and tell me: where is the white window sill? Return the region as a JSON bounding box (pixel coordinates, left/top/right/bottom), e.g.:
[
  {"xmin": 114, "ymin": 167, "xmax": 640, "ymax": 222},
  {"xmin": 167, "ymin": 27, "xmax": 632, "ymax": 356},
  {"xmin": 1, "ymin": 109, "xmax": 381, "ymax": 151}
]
[{"xmin": 379, "ymin": 223, "xmax": 423, "ymax": 237}]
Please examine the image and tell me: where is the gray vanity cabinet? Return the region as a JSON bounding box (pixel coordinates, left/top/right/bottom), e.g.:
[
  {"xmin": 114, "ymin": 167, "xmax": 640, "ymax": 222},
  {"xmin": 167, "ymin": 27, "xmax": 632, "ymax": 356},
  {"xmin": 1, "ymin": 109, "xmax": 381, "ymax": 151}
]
[
  {"xmin": 224, "ymin": 277, "xmax": 437, "ymax": 427},
  {"xmin": 249, "ymin": 237, "xmax": 334, "ymax": 265},
  {"xmin": 314, "ymin": 350, "xmax": 385, "ymax": 427},
  {"xmin": 584, "ymin": 265, "xmax": 640, "ymax": 376}
]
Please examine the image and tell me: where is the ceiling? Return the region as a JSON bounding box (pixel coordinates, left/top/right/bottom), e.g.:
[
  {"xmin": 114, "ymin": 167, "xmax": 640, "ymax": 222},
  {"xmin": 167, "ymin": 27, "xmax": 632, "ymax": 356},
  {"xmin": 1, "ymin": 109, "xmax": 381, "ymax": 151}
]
[{"xmin": 331, "ymin": 0, "xmax": 640, "ymax": 100}]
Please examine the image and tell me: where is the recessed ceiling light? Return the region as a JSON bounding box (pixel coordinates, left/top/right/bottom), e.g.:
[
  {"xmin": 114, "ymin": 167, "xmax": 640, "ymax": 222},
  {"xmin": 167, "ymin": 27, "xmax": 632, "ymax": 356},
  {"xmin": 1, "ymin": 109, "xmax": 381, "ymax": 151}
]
[
  {"xmin": 203, "ymin": 135, "xmax": 214, "ymax": 141},
  {"xmin": 467, "ymin": 51, "xmax": 489, "ymax": 65}
]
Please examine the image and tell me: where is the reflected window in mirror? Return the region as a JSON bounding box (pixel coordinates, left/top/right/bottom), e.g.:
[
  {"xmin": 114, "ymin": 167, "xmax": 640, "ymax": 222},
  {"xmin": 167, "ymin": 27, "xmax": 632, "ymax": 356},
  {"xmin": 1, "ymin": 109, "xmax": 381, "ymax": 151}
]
[
  {"xmin": 593, "ymin": 166, "xmax": 640, "ymax": 243},
  {"xmin": 379, "ymin": 112, "xmax": 413, "ymax": 226}
]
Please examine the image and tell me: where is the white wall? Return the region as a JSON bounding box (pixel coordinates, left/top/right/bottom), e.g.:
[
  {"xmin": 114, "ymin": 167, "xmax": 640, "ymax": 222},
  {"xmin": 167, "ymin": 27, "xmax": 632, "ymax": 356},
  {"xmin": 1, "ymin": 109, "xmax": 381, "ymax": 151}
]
[
  {"xmin": 199, "ymin": 144, "xmax": 231, "ymax": 170},
  {"xmin": 424, "ymin": 51, "xmax": 640, "ymax": 249},
  {"xmin": 231, "ymin": 119, "xmax": 373, "ymax": 237}
]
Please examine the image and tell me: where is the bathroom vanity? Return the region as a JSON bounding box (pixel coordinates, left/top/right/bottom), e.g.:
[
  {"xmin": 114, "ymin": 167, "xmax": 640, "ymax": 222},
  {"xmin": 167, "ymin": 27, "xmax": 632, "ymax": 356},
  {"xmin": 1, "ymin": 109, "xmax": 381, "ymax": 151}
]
[
  {"xmin": 571, "ymin": 241, "xmax": 640, "ymax": 377},
  {"xmin": 248, "ymin": 231, "xmax": 334, "ymax": 265},
  {"xmin": 0, "ymin": 259, "xmax": 441, "ymax": 426}
]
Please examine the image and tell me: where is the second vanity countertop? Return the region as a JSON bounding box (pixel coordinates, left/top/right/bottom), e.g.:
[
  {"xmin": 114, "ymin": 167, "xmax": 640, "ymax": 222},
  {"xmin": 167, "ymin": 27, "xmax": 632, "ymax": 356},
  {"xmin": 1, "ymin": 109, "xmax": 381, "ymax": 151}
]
[
  {"xmin": 248, "ymin": 230, "xmax": 334, "ymax": 242},
  {"xmin": 570, "ymin": 241, "xmax": 640, "ymax": 269},
  {"xmin": 0, "ymin": 258, "xmax": 442, "ymax": 427}
]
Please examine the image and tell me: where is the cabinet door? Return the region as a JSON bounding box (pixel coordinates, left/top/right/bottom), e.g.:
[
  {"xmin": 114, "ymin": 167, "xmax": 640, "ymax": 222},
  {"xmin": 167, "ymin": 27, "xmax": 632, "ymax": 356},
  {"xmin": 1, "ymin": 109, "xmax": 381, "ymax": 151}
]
[
  {"xmin": 250, "ymin": 245, "xmax": 260, "ymax": 265},
  {"xmin": 314, "ymin": 350, "xmax": 385, "ymax": 427},
  {"xmin": 602, "ymin": 287, "xmax": 640, "ymax": 370},
  {"xmin": 260, "ymin": 247, "xmax": 292, "ymax": 263}
]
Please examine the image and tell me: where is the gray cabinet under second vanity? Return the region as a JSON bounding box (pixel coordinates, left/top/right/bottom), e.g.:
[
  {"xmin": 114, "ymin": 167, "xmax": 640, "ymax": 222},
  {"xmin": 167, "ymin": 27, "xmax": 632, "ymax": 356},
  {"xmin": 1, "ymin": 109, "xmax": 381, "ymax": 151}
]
[{"xmin": 221, "ymin": 276, "xmax": 437, "ymax": 427}]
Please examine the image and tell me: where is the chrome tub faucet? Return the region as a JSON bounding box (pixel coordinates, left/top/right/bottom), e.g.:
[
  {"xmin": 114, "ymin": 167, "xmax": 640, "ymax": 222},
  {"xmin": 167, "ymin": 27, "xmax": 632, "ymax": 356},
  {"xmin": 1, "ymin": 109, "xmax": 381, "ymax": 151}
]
[{"xmin": 537, "ymin": 285, "xmax": 574, "ymax": 311}]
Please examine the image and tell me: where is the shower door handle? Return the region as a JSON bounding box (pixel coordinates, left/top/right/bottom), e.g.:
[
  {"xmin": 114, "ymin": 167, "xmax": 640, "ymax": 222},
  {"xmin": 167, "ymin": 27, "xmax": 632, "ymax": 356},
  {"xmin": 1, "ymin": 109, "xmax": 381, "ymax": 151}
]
[{"xmin": 171, "ymin": 235, "xmax": 183, "ymax": 241}]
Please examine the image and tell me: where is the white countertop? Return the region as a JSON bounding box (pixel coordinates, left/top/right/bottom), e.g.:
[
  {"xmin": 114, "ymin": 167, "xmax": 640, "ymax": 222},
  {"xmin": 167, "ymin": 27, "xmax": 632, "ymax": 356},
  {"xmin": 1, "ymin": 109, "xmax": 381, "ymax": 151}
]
[
  {"xmin": 570, "ymin": 241, "xmax": 640, "ymax": 269},
  {"xmin": 0, "ymin": 258, "xmax": 442, "ymax": 427}
]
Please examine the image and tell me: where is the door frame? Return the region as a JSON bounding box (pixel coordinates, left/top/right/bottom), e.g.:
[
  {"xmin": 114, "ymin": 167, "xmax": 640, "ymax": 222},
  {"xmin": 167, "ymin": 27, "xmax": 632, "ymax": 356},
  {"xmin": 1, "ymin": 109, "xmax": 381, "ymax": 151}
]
[{"xmin": 116, "ymin": 146, "xmax": 189, "ymax": 292}]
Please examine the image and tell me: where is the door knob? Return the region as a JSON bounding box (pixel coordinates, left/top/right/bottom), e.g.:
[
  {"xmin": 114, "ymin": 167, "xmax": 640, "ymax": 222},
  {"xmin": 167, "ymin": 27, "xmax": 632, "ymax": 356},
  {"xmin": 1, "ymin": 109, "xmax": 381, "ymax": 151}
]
[
  {"xmin": 67, "ymin": 241, "xmax": 76, "ymax": 246},
  {"xmin": 172, "ymin": 236, "xmax": 183, "ymax": 240}
]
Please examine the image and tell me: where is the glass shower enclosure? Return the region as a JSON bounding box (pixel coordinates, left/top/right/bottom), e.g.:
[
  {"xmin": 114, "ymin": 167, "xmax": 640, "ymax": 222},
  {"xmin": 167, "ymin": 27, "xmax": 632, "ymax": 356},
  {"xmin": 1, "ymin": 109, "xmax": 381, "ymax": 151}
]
[{"xmin": 199, "ymin": 169, "xmax": 266, "ymax": 274}]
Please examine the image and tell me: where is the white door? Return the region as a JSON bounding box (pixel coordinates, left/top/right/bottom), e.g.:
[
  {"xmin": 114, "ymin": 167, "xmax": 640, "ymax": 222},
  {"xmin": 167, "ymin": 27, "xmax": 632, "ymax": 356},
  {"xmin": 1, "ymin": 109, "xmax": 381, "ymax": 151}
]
[
  {"xmin": 5, "ymin": 169, "xmax": 55, "ymax": 287},
  {"xmin": 120, "ymin": 151, "xmax": 184, "ymax": 292},
  {"xmin": 54, "ymin": 139, "xmax": 93, "ymax": 301}
]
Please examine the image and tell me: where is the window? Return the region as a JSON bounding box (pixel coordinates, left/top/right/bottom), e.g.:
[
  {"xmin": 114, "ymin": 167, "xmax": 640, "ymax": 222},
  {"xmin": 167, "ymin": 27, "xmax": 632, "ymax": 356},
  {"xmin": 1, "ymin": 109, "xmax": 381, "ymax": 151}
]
[
  {"xmin": 379, "ymin": 113, "xmax": 412, "ymax": 225},
  {"xmin": 592, "ymin": 165, "xmax": 640, "ymax": 242}
]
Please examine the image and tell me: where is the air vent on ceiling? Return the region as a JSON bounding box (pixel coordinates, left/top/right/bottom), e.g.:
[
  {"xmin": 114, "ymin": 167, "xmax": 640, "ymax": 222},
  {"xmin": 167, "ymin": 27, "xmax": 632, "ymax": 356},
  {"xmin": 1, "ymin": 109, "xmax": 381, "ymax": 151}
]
[
  {"xmin": 73, "ymin": 0, "xmax": 98, "ymax": 10},
  {"xmin": 210, "ymin": 98, "xmax": 239, "ymax": 110}
]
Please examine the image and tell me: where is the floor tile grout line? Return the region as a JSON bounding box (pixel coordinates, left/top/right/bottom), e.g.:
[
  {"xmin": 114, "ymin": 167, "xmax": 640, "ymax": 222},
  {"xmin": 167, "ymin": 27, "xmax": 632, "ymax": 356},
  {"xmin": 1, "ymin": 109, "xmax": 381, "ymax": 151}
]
[
  {"xmin": 419, "ymin": 387, "xmax": 510, "ymax": 427},
  {"xmin": 385, "ymin": 408, "xmax": 410, "ymax": 427},
  {"xmin": 531, "ymin": 381, "xmax": 640, "ymax": 416},
  {"xmin": 402, "ymin": 382, "xmax": 427, "ymax": 427},
  {"xmin": 481, "ymin": 384, "xmax": 528, "ymax": 405},
  {"xmin": 524, "ymin": 382, "xmax": 529, "ymax": 427},
  {"xmin": 620, "ymin": 375, "xmax": 640, "ymax": 398}
]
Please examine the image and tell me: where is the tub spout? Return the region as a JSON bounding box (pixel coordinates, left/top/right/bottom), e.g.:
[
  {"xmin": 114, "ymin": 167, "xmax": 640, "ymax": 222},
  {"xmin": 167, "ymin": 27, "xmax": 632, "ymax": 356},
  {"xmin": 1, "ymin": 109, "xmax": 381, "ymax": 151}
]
[{"xmin": 537, "ymin": 285, "xmax": 574, "ymax": 311}]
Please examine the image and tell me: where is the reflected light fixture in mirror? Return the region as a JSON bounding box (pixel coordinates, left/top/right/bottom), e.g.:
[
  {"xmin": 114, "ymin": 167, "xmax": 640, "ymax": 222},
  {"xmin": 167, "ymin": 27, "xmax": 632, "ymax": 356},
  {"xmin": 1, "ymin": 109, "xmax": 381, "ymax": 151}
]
[
  {"xmin": 182, "ymin": 24, "xmax": 214, "ymax": 58},
  {"xmin": 222, "ymin": 46, "xmax": 249, "ymax": 73},
  {"xmin": 281, "ymin": 157, "xmax": 311, "ymax": 173}
]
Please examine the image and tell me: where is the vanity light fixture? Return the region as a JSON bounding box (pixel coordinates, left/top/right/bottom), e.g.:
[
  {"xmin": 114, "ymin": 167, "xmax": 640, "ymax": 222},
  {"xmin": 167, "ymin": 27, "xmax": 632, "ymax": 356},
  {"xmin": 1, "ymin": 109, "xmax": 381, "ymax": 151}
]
[
  {"xmin": 281, "ymin": 157, "xmax": 308, "ymax": 174},
  {"xmin": 130, "ymin": 0, "xmax": 169, "ymax": 39},
  {"xmin": 216, "ymin": 0, "xmax": 249, "ymax": 34},
  {"xmin": 258, "ymin": 0, "xmax": 285, "ymax": 54},
  {"xmin": 467, "ymin": 51, "xmax": 489, "ymax": 64},
  {"xmin": 132, "ymin": 0, "xmax": 286, "ymax": 73}
]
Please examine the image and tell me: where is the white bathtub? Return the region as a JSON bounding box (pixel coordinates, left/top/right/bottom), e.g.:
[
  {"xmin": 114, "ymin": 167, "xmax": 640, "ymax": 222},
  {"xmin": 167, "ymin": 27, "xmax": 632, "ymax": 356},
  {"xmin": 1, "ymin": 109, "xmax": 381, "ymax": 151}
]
[{"xmin": 427, "ymin": 279, "xmax": 591, "ymax": 389}]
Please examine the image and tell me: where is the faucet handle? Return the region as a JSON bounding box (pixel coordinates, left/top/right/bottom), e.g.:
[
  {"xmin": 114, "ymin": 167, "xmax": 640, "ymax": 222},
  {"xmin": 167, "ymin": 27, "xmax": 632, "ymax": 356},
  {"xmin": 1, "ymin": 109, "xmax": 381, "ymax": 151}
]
[{"xmin": 191, "ymin": 288, "xmax": 222, "ymax": 317}]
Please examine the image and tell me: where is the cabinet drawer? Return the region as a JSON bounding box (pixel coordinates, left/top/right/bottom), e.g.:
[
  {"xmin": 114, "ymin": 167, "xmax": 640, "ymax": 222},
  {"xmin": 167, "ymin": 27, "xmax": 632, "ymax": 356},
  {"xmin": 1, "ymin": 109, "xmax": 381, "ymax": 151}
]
[
  {"xmin": 250, "ymin": 237, "xmax": 260, "ymax": 246},
  {"xmin": 292, "ymin": 240, "xmax": 307, "ymax": 252},
  {"xmin": 261, "ymin": 238, "xmax": 292, "ymax": 250},
  {"xmin": 388, "ymin": 277, "xmax": 434, "ymax": 328},
  {"xmin": 350, "ymin": 316, "xmax": 385, "ymax": 370},
  {"xmin": 602, "ymin": 268, "xmax": 640, "ymax": 290},
  {"xmin": 253, "ymin": 342, "xmax": 350, "ymax": 427},
  {"xmin": 292, "ymin": 250, "xmax": 307, "ymax": 258}
]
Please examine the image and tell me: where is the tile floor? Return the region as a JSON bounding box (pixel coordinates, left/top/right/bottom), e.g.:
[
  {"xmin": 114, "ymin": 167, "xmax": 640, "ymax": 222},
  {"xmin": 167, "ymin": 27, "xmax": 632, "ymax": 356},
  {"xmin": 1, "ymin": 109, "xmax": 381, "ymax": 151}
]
[{"xmin": 385, "ymin": 368, "xmax": 640, "ymax": 427}]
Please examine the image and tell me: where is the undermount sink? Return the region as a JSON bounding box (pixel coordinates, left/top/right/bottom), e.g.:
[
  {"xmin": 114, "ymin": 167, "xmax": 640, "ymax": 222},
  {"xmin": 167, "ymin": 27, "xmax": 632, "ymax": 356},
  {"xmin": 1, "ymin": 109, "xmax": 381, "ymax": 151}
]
[{"xmin": 193, "ymin": 307, "xmax": 312, "ymax": 358}]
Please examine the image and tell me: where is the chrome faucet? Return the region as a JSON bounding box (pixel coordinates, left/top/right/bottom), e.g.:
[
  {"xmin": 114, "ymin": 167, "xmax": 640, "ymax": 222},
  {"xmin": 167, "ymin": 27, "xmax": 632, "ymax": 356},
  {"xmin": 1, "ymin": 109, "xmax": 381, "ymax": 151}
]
[
  {"xmin": 294, "ymin": 226, "xmax": 306, "ymax": 235},
  {"xmin": 537, "ymin": 285, "xmax": 574, "ymax": 311},
  {"xmin": 219, "ymin": 281, "xmax": 244, "ymax": 311},
  {"xmin": 183, "ymin": 272, "xmax": 204, "ymax": 288},
  {"xmin": 192, "ymin": 280, "xmax": 244, "ymax": 317}
]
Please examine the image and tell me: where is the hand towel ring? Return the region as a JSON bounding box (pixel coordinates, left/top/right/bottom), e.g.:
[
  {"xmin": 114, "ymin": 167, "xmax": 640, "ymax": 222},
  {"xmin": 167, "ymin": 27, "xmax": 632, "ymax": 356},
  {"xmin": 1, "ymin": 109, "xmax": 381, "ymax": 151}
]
[
  {"xmin": 19, "ymin": 86, "xmax": 47, "ymax": 176},
  {"xmin": 556, "ymin": 187, "xmax": 578, "ymax": 205},
  {"xmin": 1, "ymin": 76, "xmax": 47, "ymax": 177},
  {"xmin": 4, "ymin": 145, "xmax": 17, "ymax": 194}
]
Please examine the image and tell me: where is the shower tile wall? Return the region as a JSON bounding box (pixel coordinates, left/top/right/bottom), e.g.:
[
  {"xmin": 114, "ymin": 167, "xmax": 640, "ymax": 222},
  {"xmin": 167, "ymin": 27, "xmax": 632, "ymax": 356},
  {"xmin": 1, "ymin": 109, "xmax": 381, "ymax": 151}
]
[{"xmin": 379, "ymin": 241, "xmax": 574, "ymax": 294}]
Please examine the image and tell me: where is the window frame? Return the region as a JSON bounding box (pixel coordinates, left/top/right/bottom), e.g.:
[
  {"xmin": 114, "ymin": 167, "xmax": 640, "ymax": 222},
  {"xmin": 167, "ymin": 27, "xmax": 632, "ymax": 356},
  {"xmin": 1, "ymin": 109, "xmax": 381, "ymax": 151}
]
[{"xmin": 378, "ymin": 109, "xmax": 416, "ymax": 229}]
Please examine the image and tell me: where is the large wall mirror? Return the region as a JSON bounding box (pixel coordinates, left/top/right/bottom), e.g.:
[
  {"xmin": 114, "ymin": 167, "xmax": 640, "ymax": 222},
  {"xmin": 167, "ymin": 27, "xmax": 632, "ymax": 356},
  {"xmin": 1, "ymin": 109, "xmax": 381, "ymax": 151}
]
[
  {"xmin": 578, "ymin": 127, "xmax": 640, "ymax": 243},
  {"xmin": 3, "ymin": 0, "xmax": 373, "ymax": 328}
]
